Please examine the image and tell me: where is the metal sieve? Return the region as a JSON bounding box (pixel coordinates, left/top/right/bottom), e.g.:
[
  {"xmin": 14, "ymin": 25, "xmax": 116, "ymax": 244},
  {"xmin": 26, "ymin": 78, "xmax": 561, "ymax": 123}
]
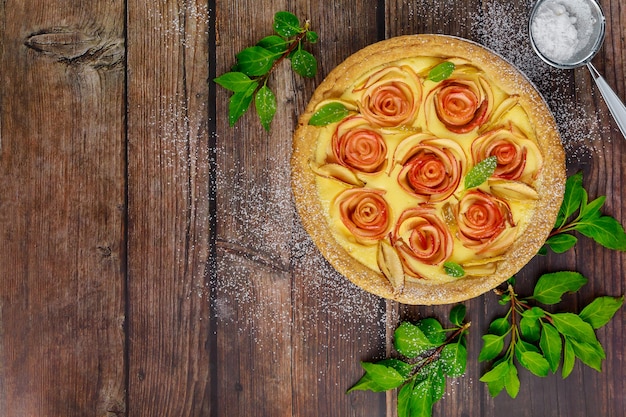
[{"xmin": 529, "ymin": 0, "xmax": 626, "ymax": 139}]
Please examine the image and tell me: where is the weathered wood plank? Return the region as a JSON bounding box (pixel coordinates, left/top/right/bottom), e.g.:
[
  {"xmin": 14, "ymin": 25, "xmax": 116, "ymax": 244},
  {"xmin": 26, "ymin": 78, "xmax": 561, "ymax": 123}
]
[
  {"xmin": 0, "ymin": 2, "xmax": 126, "ymax": 416},
  {"xmin": 213, "ymin": 1, "xmax": 387, "ymax": 415},
  {"xmin": 126, "ymin": 1, "xmax": 212, "ymax": 415}
]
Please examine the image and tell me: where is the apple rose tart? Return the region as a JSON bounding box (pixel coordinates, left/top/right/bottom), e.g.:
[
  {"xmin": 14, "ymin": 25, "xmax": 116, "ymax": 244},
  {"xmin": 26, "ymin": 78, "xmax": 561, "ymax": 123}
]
[{"xmin": 292, "ymin": 35, "xmax": 565, "ymax": 305}]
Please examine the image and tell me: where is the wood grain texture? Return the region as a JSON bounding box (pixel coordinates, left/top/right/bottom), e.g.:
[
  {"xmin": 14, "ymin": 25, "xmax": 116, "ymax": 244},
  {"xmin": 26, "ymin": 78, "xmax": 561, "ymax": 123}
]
[
  {"xmin": 126, "ymin": 1, "xmax": 212, "ymax": 416},
  {"xmin": 0, "ymin": 0, "xmax": 624, "ymax": 416},
  {"xmin": 0, "ymin": 2, "xmax": 126, "ymax": 416}
]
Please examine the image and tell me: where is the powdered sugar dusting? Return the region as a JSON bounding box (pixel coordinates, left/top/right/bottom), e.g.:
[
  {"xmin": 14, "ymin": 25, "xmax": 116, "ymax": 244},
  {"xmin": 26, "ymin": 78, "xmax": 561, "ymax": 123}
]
[{"xmin": 469, "ymin": 0, "xmax": 610, "ymax": 160}]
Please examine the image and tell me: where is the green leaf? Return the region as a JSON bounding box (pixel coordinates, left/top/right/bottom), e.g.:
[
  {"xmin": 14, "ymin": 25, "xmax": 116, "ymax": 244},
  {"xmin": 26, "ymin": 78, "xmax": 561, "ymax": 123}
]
[
  {"xmin": 273, "ymin": 11, "xmax": 301, "ymax": 37},
  {"xmin": 347, "ymin": 361, "xmax": 406, "ymax": 392},
  {"xmin": 580, "ymin": 195, "xmax": 606, "ymax": 221},
  {"xmin": 429, "ymin": 363, "xmax": 446, "ymax": 403},
  {"xmin": 539, "ymin": 323, "xmax": 562, "ymax": 373},
  {"xmin": 397, "ymin": 381, "xmax": 414, "ymax": 417},
  {"xmin": 417, "ymin": 318, "xmax": 446, "ymax": 345},
  {"xmin": 306, "ymin": 30, "xmax": 319, "ymax": 43},
  {"xmin": 576, "ymin": 215, "xmax": 626, "ymax": 251},
  {"xmin": 214, "ymin": 71, "xmax": 256, "ymax": 92},
  {"xmin": 255, "ymin": 85, "xmax": 277, "ymax": 131},
  {"xmin": 394, "ymin": 322, "xmax": 437, "ymax": 357},
  {"xmin": 309, "ymin": 102, "xmax": 351, "ymax": 126},
  {"xmin": 522, "ymin": 306, "xmax": 546, "ymax": 320},
  {"xmin": 562, "ymin": 337, "xmax": 576, "ymax": 378},
  {"xmin": 544, "ymin": 233, "xmax": 578, "ymax": 254},
  {"xmin": 480, "ymin": 359, "xmax": 511, "ymax": 383},
  {"xmin": 518, "ymin": 351, "xmax": 550, "ymax": 377},
  {"xmin": 488, "ymin": 317, "xmax": 511, "ymax": 336},
  {"xmin": 520, "ymin": 315, "xmax": 541, "ymax": 342},
  {"xmin": 550, "ymin": 312, "xmax": 598, "ymax": 343},
  {"xmin": 479, "ymin": 334, "xmax": 505, "ymax": 362},
  {"xmin": 556, "ymin": 171, "xmax": 584, "ymax": 228},
  {"xmin": 568, "ymin": 337, "xmax": 605, "ymax": 372},
  {"xmin": 409, "ymin": 378, "xmax": 435, "ymax": 417},
  {"xmin": 443, "ymin": 261, "xmax": 465, "ymax": 278},
  {"xmin": 465, "ymin": 156, "xmax": 497, "ymax": 189},
  {"xmin": 504, "ymin": 364, "xmax": 520, "ymax": 398},
  {"xmin": 579, "ymin": 296, "xmax": 624, "ymax": 329},
  {"xmin": 428, "ymin": 61, "xmax": 455, "ymax": 82},
  {"xmin": 377, "ymin": 358, "xmax": 413, "ymax": 379},
  {"xmin": 449, "ymin": 304, "xmax": 466, "ymax": 327},
  {"xmin": 236, "ymin": 46, "xmax": 280, "ymax": 76},
  {"xmin": 531, "ymin": 271, "xmax": 587, "ymax": 305},
  {"xmin": 228, "ymin": 83, "xmax": 257, "ymax": 127},
  {"xmin": 440, "ymin": 342, "xmax": 467, "ymax": 377},
  {"xmin": 256, "ymin": 35, "xmax": 289, "ymax": 54},
  {"xmin": 291, "ymin": 48, "xmax": 317, "ymax": 78}
]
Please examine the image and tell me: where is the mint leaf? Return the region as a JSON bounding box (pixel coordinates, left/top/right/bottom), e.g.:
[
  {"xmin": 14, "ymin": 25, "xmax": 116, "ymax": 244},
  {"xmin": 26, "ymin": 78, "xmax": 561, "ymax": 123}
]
[
  {"xmin": 440, "ymin": 342, "xmax": 467, "ymax": 377},
  {"xmin": 409, "ymin": 378, "xmax": 435, "ymax": 417},
  {"xmin": 214, "ymin": 71, "xmax": 256, "ymax": 92},
  {"xmin": 348, "ymin": 361, "xmax": 406, "ymax": 392},
  {"xmin": 488, "ymin": 317, "xmax": 511, "ymax": 336},
  {"xmin": 522, "ymin": 306, "xmax": 546, "ymax": 320},
  {"xmin": 579, "ymin": 296, "xmax": 624, "ymax": 329},
  {"xmin": 255, "ymin": 85, "xmax": 277, "ymax": 131},
  {"xmin": 531, "ymin": 271, "xmax": 587, "ymax": 305},
  {"xmin": 273, "ymin": 11, "xmax": 301, "ymax": 37},
  {"xmin": 539, "ymin": 323, "xmax": 562, "ymax": 373},
  {"xmin": 449, "ymin": 304, "xmax": 467, "ymax": 327},
  {"xmin": 479, "ymin": 334, "xmax": 505, "ymax": 362},
  {"xmin": 575, "ymin": 215, "xmax": 626, "ymax": 251},
  {"xmin": 228, "ymin": 83, "xmax": 257, "ymax": 126},
  {"xmin": 235, "ymin": 46, "xmax": 281, "ymax": 76},
  {"xmin": 562, "ymin": 337, "xmax": 576, "ymax": 378},
  {"xmin": 504, "ymin": 364, "xmax": 520, "ymax": 398},
  {"xmin": 544, "ymin": 233, "xmax": 578, "ymax": 253},
  {"xmin": 417, "ymin": 318, "xmax": 446, "ymax": 345},
  {"xmin": 518, "ymin": 351, "xmax": 550, "ymax": 377},
  {"xmin": 580, "ymin": 195, "xmax": 606, "ymax": 221},
  {"xmin": 465, "ymin": 156, "xmax": 497, "ymax": 189},
  {"xmin": 394, "ymin": 322, "xmax": 437, "ymax": 357},
  {"xmin": 443, "ymin": 261, "xmax": 465, "ymax": 278},
  {"xmin": 397, "ymin": 381, "xmax": 414, "ymax": 417},
  {"xmin": 378, "ymin": 358, "xmax": 413, "ymax": 379},
  {"xmin": 480, "ymin": 359, "xmax": 511, "ymax": 383},
  {"xmin": 309, "ymin": 102, "xmax": 350, "ymax": 126},
  {"xmin": 556, "ymin": 171, "xmax": 584, "ymax": 228},
  {"xmin": 290, "ymin": 48, "xmax": 317, "ymax": 78},
  {"xmin": 550, "ymin": 312, "xmax": 597, "ymax": 342},
  {"xmin": 256, "ymin": 35, "xmax": 289, "ymax": 53},
  {"xmin": 428, "ymin": 61, "xmax": 455, "ymax": 82},
  {"xmin": 520, "ymin": 315, "xmax": 541, "ymax": 342},
  {"xmin": 306, "ymin": 30, "xmax": 319, "ymax": 43},
  {"xmin": 568, "ymin": 337, "xmax": 605, "ymax": 372}
]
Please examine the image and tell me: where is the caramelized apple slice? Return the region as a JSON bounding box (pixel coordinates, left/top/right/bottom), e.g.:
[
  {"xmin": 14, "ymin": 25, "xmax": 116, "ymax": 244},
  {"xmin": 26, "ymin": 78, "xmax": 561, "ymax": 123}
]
[
  {"xmin": 489, "ymin": 179, "xmax": 539, "ymax": 200},
  {"xmin": 377, "ymin": 240, "xmax": 405, "ymax": 295}
]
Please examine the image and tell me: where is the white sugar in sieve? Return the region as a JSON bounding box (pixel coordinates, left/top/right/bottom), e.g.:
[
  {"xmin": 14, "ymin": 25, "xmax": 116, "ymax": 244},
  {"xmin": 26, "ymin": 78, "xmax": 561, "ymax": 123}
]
[{"xmin": 529, "ymin": 0, "xmax": 626, "ymax": 139}]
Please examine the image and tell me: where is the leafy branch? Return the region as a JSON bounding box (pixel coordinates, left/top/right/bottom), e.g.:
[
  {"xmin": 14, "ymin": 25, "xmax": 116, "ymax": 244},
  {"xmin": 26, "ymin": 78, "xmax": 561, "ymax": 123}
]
[
  {"xmin": 479, "ymin": 274, "xmax": 624, "ymax": 398},
  {"xmin": 542, "ymin": 171, "xmax": 626, "ymax": 254},
  {"xmin": 214, "ymin": 11, "xmax": 318, "ymax": 131},
  {"xmin": 348, "ymin": 305, "xmax": 470, "ymax": 417}
]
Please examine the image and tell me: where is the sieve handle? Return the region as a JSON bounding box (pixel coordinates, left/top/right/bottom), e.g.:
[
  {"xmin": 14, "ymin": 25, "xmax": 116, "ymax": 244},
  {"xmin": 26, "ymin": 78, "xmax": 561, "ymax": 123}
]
[{"xmin": 587, "ymin": 63, "xmax": 626, "ymax": 140}]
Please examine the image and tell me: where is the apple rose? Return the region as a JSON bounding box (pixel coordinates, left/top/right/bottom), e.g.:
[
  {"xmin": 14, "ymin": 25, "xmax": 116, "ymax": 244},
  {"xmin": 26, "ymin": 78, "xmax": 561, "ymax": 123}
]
[
  {"xmin": 392, "ymin": 206, "xmax": 453, "ymax": 275},
  {"xmin": 395, "ymin": 135, "xmax": 466, "ymax": 202},
  {"xmin": 426, "ymin": 71, "xmax": 494, "ymax": 134},
  {"xmin": 336, "ymin": 188, "xmax": 391, "ymax": 241},
  {"xmin": 457, "ymin": 190, "xmax": 516, "ymax": 255},
  {"xmin": 471, "ymin": 123, "xmax": 543, "ymax": 182},
  {"xmin": 330, "ymin": 115, "xmax": 387, "ymax": 173},
  {"xmin": 354, "ymin": 65, "xmax": 422, "ymax": 127}
]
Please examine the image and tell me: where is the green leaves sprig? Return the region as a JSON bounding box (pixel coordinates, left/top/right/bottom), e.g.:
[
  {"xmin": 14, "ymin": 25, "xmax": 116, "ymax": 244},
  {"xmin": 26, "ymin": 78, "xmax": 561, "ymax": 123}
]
[
  {"xmin": 479, "ymin": 274, "xmax": 624, "ymax": 398},
  {"xmin": 542, "ymin": 171, "xmax": 626, "ymax": 254},
  {"xmin": 214, "ymin": 11, "xmax": 318, "ymax": 131},
  {"xmin": 348, "ymin": 305, "xmax": 470, "ymax": 417}
]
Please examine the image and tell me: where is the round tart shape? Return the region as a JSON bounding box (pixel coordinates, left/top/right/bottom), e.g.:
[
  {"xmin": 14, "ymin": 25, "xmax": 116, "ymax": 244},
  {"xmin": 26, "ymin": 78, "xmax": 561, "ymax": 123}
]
[{"xmin": 292, "ymin": 34, "xmax": 566, "ymax": 305}]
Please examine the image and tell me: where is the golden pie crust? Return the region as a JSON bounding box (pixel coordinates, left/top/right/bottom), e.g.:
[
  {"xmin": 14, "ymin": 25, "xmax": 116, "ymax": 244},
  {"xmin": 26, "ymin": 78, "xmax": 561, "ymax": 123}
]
[{"xmin": 292, "ymin": 35, "xmax": 566, "ymax": 305}]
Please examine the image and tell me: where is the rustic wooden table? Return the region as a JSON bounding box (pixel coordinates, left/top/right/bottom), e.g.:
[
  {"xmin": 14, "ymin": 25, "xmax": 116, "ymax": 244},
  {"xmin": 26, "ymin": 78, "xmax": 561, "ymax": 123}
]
[{"xmin": 0, "ymin": 0, "xmax": 624, "ymax": 416}]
